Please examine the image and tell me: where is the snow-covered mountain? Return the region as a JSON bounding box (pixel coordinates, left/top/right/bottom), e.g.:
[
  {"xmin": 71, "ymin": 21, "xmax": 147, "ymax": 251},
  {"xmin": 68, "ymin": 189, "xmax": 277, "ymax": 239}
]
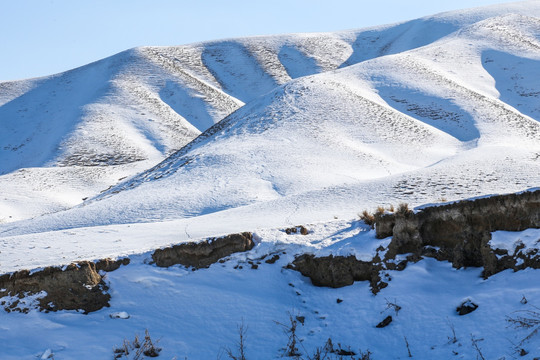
[
  {"xmin": 1, "ymin": 2, "xmax": 540, "ymax": 359},
  {"xmin": 2, "ymin": 0, "xmax": 539, "ymax": 223},
  {"xmin": 2, "ymin": 1, "xmax": 539, "ymax": 237}
]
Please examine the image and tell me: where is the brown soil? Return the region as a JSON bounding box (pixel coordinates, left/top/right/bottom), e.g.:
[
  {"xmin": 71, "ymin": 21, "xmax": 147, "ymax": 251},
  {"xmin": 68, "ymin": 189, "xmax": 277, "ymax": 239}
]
[
  {"xmin": 290, "ymin": 190, "xmax": 540, "ymax": 290},
  {"xmin": 152, "ymin": 232, "xmax": 254, "ymax": 268},
  {"xmin": 0, "ymin": 258, "xmax": 129, "ymax": 314}
]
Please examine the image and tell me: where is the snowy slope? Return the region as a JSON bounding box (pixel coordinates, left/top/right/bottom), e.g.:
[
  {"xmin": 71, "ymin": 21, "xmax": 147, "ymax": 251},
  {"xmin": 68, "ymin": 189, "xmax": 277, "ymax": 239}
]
[
  {"xmin": 0, "ymin": 48, "xmax": 241, "ymax": 221},
  {"xmin": 2, "ymin": 1, "xmax": 540, "ymax": 223},
  {"xmin": 3, "ymin": 2, "xmax": 539, "ymax": 238}
]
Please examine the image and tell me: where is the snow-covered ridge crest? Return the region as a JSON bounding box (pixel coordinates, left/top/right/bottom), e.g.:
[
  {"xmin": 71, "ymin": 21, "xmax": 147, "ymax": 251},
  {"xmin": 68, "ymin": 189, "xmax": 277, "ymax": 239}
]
[{"xmin": 4, "ymin": 5, "xmax": 519, "ymax": 222}]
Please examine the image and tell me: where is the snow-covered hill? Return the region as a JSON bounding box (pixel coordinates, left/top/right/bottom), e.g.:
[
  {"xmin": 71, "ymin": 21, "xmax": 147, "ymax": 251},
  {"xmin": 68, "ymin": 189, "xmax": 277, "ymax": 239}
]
[
  {"xmin": 2, "ymin": 1, "xmax": 539, "ymax": 238},
  {"xmin": 2, "ymin": 0, "xmax": 539, "ymax": 223}
]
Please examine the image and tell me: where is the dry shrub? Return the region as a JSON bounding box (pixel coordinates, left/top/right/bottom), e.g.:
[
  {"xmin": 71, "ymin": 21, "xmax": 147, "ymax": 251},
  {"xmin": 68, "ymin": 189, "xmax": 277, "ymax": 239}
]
[
  {"xmin": 113, "ymin": 329, "xmax": 161, "ymax": 359},
  {"xmin": 359, "ymin": 210, "xmax": 376, "ymax": 228},
  {"xmin": 396, "ymin": 203, "xmax": 412, "ymax": 216},
  {"xmin": 225, "ymin": 321, "xmax": 248, "ymax": 360},
  {"xmin": 360, "ymin": 206, "xmax": 387, "ymax": 229},
  {"xmin": 507, "ymin": 305, "xmax": 540, "ymax": 345}
]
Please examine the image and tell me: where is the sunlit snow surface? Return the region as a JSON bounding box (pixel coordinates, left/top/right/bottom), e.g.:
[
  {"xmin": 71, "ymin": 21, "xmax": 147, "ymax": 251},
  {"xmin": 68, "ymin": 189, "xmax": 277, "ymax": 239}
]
[
  {"xmin": 1, "ymin": 222, "xmax": 540, "ymax": 359},
  {"xmin": 1, "ymin": 1, "xmax": 539, "ymax": 227},
  {"xmin": 1, "ymin": 1, "xmax": 540, "ymax": 358}
]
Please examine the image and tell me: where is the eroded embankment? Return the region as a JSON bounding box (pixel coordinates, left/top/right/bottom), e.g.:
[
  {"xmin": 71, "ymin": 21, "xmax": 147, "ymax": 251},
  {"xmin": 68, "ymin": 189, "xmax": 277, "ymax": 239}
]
[
  {"xmin": 377, "ymin": 189, "xmax": 540, "ymax": 276},
  {"xmin": 0, "ymin": 258, "xmax": 129, "ymax": 314},
  {"xmin": 1, "ymin": 232, "xmax": 254, "ymax": 314},
  {"xmin": 152, "ymin": 232, "xmax": 254, "ymax": 268},
  {"xmin": 291, "ymin": 189, "xmax": 540, "ymax": 291}
]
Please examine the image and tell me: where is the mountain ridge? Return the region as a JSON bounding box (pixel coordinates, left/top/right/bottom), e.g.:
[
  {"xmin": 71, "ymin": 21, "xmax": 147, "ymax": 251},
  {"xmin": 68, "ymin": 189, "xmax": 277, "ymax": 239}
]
[{"xmin": 1, "ymin": 0, "xmax": 539, "ymax": 231}]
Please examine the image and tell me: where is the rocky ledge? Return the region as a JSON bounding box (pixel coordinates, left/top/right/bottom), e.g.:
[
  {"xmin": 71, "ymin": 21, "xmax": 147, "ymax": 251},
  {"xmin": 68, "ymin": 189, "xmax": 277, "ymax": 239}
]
[
  {"xmin": 152, "ymin": 232, "xmax": 254, "ymax": 268},
  {"xmin": 0, "ymin": 258, "xmax": 129, "ymax": 314},
  {"xmin": 1, "ymin": 232, "xmax": 254, "ymax": 314},
  {"xmin": 377, "ymin": 189, "xmax": 540, "ymax": 275},
  {"xmin": 291, "ymin": 189, "xmax": 540, "ymax": 291}
]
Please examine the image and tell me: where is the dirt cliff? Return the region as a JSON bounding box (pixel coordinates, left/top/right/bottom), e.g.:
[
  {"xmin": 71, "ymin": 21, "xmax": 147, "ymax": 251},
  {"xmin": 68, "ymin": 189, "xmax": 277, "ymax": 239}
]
[
  {"xmin": 1, "ymin": 231, "xmax": 254, "ymax": 314},
  {"xmin": 291, "ymin": 190, "xmax": 540, "ymax": 290},
  {"xmin": 152, "ymin": 232, "xmax": 254, "ymax": 268},
  {"xmin": 0, "ymin": 258, "xmax": 129, "ymax": 314},
  {"xmin": 377, "ymin": 189, "xmax": 540, "ymax": 274}
]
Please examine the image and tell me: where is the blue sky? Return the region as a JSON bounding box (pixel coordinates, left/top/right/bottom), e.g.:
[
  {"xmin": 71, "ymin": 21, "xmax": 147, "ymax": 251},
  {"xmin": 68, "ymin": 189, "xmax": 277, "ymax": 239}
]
[{"xmin": 1, "ymin": 0, "xmax": 514, "ymax": 81}]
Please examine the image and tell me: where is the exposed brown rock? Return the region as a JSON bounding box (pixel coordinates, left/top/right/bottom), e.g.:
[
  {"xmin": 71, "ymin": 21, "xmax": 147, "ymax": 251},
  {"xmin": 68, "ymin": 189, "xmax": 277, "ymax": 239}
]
[
  {"xmin": 482, "ymin": 245, "xmax": 540, "ymax": 277},
  {"xmin": 290, "ymin": 254, "xmax": 384, "ymax": 293},
  {"xmin": 376, "ymin": 189, "xmax": 540, "ymax": 273},
  {"xmin": 95, "ymin": 257, "xmax": 131, "ymax": 272},
  {"xmin": 0, "ymin": 258, "xmax": 129, "ymax": 314},
  {"xmin": 265, "ymin": 254, "xmax": 280, "ymax": 264},
  {"xmin": 152, "ymin": 232, "xmax": 254, "ymax": 268},
  {"xmin": 285, "ymin": 226, "xmax": 309, "ymax": 235},
  {"xmin": 290, "ymin": 190, "xmax": 540, "ymax": 292}
]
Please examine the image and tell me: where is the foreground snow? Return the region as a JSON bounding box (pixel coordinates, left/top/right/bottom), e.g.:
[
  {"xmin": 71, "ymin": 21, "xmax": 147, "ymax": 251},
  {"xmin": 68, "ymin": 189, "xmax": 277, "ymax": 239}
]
[
  {"xmin": 1, "ymin": 1, "xmax": 540, "ymax": 227},
  {"xmin": 1, "ymin": 222, "xmax": 539, "ymax": 359}
]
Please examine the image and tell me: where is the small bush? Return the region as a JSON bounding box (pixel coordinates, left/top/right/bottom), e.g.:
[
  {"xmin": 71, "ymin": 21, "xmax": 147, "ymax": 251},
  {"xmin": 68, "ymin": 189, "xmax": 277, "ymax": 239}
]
[
  {"xmin": 360, "ymin": 206, "xmax": 386, "ymax": 229},
  {"xmin": 359, "ymin": 210, "xmax": 376, "ymax": 228},
  {"xmin": 395, "ymin": 203, "xmax": 412, "ymax": 216},
  {"xmin": 507, "ymin": 305, "xmax": 540, "ymax": 345},
  {"xmin": 446, "ymin": 318, "xmax": 458, "ymax": 344},
  {"xmin": 225, "ymin": 321, "xmax": 248, "ymax": 360},
  {"xmin": 382, "ymin": 298, "xmax": 401, "ymax": 316},
  {"xmin": 470, "ymin": 334, "xmax": 485, "ymax": 360},
  {"xmin": 113, "ymin": 329, "xmax": 161, "ymax": 359},
  {"xmin": 305, "ymin": 338, "xmax": 370, "ymax": 360},
  {"xmin": 275, "ymin": 312, "xmax": 302, "ymax": 357},
  {"xmin": 223, "ymin": 313, "xmax": 373, "ymax": 359}
]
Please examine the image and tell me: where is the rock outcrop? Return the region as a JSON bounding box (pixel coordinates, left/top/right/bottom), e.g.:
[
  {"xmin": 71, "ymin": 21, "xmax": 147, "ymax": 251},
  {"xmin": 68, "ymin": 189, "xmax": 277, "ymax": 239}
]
[
  {"xmin": 284, "ymin": 226, "xmax": 309, "ymax": 235},
  {"xmin": 376, "ymin": 189, "xmax": 540, "ymax": 275},
  {"xmin": 290, "ymin": 189, "xmax": 540, "ymax": 290},
  {"xmin": 152, "ymin": 232, "xmax": 254, "ymax": 268},
  {"xmin": 0, "ymin": 258, "xmax": 129, "ymax": 314},
  {"xmin": 1, "ymin": 231, "xmax": 255, "ymax": 315},
  {"xmin": 290, "ymin": 253, "xmax": 390, "ymax": 293},
  {"xmin": 291, "ymin": 254, "xmax": 377, "ymax": 288}
]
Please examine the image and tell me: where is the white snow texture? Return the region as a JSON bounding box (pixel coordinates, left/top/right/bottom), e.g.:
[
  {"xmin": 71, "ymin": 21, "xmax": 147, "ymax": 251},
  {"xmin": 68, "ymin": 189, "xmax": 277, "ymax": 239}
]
[{"xmin": 1, "ymin": 1, "xmax": 540, "ymax": 359}]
